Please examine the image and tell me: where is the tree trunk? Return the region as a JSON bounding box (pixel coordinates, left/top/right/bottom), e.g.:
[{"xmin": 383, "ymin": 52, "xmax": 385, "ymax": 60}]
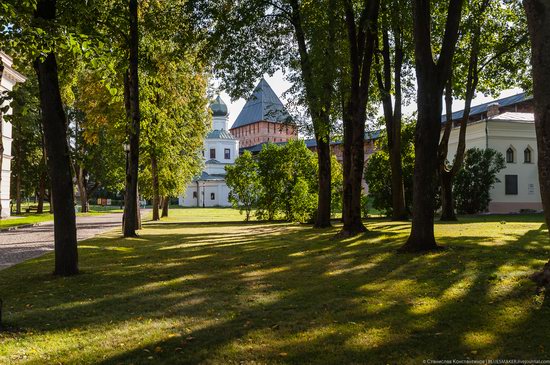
[
  {"xmin": 315, "ymin": 138, "xmax": 332, "ymax": 227},
  {"xmin": 151, "ymin": 151, "xmax": 160, "ymax": 221},
  {"xmin": 439, "ymin": 172, "xmax": 456, "ymax": 221},
  {"xmin": 401, "ymin": 0, "xmax": 463, "ymax": 252},
  {"xmin": 37, "ymin": 169, "xmax": 46, "ymax": 214},
  {"xmin": 524, "ymin": 0, "xmax": 550, "ymax": 289},
  {"xmin": 123, "ymin": 0, "xmax": 141, "ymax": 237},
  {"xmin": 288, "ymin": 0, "xmax": 335, "ymax": 228},
  {"xmin": 76, "ymin": 167, "xmax": 89, "ymax": 213},
  {"xmin": 339, "ymin": 0, "xmax": 380, "ymax": 237},
  {"xmin": 34, "ymin": 0, "xmax": 78, "ymax": 276},
  {"xmin": 376, "ymin": 22, "xmax": 407, "ymax": 221},
  {"xmin": 161, "ymin": 196, "xmax": 169, "ymax": 217}
]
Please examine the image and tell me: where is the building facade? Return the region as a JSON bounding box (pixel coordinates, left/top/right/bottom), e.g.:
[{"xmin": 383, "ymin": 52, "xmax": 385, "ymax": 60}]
[
  {"xmin": 230, "ymin": 78, "xmax": 297, "ymax": 147},
  {"xmin": 0, "ymin": 52, "xmax": 26, "ymax": 218},
  {"xmin": 178, "ymin": 96, "xmax": 239, "ymax": 207},
  {"xmin": 445, "ymin": 96, "xmax": 541, "ymax": 213}
]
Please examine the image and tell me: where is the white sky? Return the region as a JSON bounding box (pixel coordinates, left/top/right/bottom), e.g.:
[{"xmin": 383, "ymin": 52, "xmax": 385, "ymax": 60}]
[{"xmin": 220, "ymin": 71, "xmax": 524, "ymax": 130}]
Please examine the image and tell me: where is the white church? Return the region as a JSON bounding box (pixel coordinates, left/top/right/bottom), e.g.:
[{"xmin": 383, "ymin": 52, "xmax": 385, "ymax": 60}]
[
  {"xmin": 178, "ymin": 96, "xmax": 239, "ymax": 207},
  {"xmin": 1, "ymin": 52, "xmax": 26, "ymax": 218}
]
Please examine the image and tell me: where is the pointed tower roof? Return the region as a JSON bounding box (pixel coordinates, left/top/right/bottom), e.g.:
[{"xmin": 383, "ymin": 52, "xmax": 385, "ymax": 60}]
[
  {"xmin": 231, "ymin": 78, "xmax": 291, "ymax": 129},
  {"xmin": 210, "ymin": 95, "xmax": 228, "ymax": 117}
]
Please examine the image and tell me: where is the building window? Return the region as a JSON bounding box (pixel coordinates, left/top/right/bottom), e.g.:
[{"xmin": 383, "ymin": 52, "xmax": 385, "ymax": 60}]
[
  {"xmin": 524, "ymin": 147, "xmax": 532, "ymax": 163},
  {"xmin": 505, "ymin": 175, "xmax": 518, "ymax": 195},
  {"xmin": 211, "ymin": 192, "xmax": 215, "ymax": 200},
  {"xmin": 224, "ymin": 148, "xmax": 231, "ymax": 159},
  {"xmin": 210, "ymin": 148, "xmax": 216, "ymax": 159},
  {"xmin": 506, "ymin": 147, "xmax": 514, "ymax": 163},
  {"xmin": 193, "ymin": 192, "xmax": 197, "ymax": 198}
]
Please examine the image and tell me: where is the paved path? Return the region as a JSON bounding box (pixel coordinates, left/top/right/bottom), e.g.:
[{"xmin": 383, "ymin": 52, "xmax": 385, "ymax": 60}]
[{"xmin": 0, "ymin": 213, "xmax": 125, "ymax": 270}]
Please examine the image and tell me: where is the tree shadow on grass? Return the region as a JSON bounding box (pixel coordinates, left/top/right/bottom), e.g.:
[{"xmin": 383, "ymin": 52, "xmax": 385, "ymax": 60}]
[{"xmin": 1, "ymin": 219, "xmax": 549, "ymax": 364}]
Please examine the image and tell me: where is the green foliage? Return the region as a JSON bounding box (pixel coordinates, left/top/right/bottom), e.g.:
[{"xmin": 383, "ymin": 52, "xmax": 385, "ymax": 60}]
[
  {"xmin": 255, "ymin": 140, "xmax": 318, "ymax": 223},
  {"xmin": 330, "ymin": 154, "xmax": 343, "ymax": 216},
  {"xmin": 364, "ymin": 123, "xmax": 415, "ymax": 217},
  {"xmin": 454, "ymin": 148, "xmax": 505, "ymax": 214},
  {"xmin": 225, "ymin": 151, "xmax": 260, "ymax": 221}
]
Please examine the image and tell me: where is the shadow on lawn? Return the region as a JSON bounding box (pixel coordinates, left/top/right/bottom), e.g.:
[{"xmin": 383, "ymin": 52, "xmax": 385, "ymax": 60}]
[{"xmin": 1, "ymin": 220, "xmax": 549, "ymax": 363}]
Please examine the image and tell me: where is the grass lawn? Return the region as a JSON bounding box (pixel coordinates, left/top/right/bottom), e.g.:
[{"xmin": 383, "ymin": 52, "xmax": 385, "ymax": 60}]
[
  {"xmin": 1, "ymin": 210, "xmax": 549, "ymax": 364},
  {"xmin": 0, "ymin": 206, "xmax": 123, "ymax": 230}
]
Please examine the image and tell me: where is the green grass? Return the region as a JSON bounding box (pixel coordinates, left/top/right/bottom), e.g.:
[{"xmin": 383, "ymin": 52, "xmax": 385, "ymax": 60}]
[
  {"xmin": 162, "ymin": 206, "xmax": 250, "ymax": 222},
  {"xmin": 0, "ymin": 213, "xmax": 54, "ymax": 229},
  {"xmin": 0, "ymin": 206, "xmax": 122, "ymax": 230},
  {"xmin": 1, "ymin": 210, "xmax": 549, "ymax": 364}
]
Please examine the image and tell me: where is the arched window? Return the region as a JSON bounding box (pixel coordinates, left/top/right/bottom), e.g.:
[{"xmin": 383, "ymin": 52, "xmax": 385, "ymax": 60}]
[
  {"xmin": 506, "ymin": 147, "xmax": 514, "ymax": 163},
  {"xmin": 524, "ymin": 147, "xmax": 532, "ymax": 163}
]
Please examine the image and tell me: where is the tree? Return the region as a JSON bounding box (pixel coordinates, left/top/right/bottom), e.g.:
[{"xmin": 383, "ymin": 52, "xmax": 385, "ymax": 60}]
[
  {"xmin": 225, "ymin": 151, "xmax": 260, "ymax": 221},
  {"xmin": 364, "ymin": 122, "xmax": 415, "ymax": 216},
  {"xmin": 30, "ymin": 0, "xmax": 79, "ymax": 275},
  {"xmin": 8, "ymin": 73, "xmax": 48, "ymax": 214},
  {"xmin": 453, "ymin": 148, "xmax": 505, "ymax": 214},
  {"xmin": 196, "ymin": 0, "xmax": 341, "ymax": 228},
  {"xmin": 122, "ymin": 0, "xmax": 141, "ymax": 236},
  {"xmin": 524, "ymin": 0, "xmax": 550, "ymax": 289},
  {"xmin": 374, "ymin": 0, "xmax": 412, "ymax": 221},
  {"xmin": 438, "ymin": 0, "xmax": 528, "ymax": 221},
  {"xmin": 401, "ymin": 0, "xmax": 464, "ymax": 252},
  {"xmin": 338, "ymin": 0, "xmax": 381, "ymax": 237}
]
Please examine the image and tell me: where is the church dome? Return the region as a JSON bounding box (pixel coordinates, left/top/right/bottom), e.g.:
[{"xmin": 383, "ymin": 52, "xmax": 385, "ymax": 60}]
[{"xmin": 210, "ymin": 95, "xmax": 228, "ymax": 117}]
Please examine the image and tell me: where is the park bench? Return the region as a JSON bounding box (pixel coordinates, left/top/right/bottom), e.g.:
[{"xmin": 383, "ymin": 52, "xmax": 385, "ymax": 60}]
[{"xmin": 25, "ymin": 205, "xmax": 39, "ymax": 213}]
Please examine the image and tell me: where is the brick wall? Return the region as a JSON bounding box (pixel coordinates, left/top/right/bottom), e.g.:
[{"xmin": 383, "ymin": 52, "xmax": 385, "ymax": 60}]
[{"xmin": 230, "ymin": 121, "xmax": 298, "ymax": 148}]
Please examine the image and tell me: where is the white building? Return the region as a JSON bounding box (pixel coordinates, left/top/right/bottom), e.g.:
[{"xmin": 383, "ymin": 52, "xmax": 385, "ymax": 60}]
[
  {"xmin": 445, "ymin": 99, "xmax": 542, "ymax": 213},
  {"xmin": 1, "ymin": 52, "xmax": 26, "ymax": 218},
  {"xmin": 178, "ymin": 96, "xmax": 239, "ymax": 207}
]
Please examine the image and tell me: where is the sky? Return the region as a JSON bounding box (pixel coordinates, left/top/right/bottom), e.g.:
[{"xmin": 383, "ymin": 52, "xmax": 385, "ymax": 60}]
[{"xmin": 219, "ymin": 71, "xmax": 524, "ymax": 130}]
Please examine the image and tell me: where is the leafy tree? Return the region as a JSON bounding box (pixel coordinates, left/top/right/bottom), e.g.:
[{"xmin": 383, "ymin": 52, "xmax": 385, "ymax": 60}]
[
  {"xmin": 254, "ymin": 140, "xmax": 318, "ymax": 222},
  {"xmin": 7, "ymin": 73, "xmax": 48, "ymax": 214},
  {"xmin": 364, "ymin": 122, "xmax": 415, "ymax": 216},
  {"xmin": 225, "ymin": 151, "xmax": 260, "ymax": 221},
  {"xmin": 402, "ymin": 0, "xmax": 464, "ymax": 252},
  {"xmin": 338, "ymin": 0, "xmax": 381, "ymax": 237},
  {"xmin": 374, "ymin": 0, "xmax": 413, "ymax": 221},
  {"xmin": 522, "ymin": 0, "xmax": 550, "ymax": 288},
  {"xmin": 453, "ymin": 148, "xmax": 505, "ymax": 214},
  {"xmin": 194, "ymin": 0, "xmax": 342, "ymax": 228},
  {"xmin": 438, "ymin": 0, "xmax": 529, "ymax": 221}
]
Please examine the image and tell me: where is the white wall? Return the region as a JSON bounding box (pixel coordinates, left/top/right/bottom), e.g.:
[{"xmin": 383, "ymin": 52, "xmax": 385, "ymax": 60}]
[
  {"xmin": 179, "ymin": 181, "xmax": 231, "ymax": 207},
  {"xmin": 1, "ymin": 56, "xmax": 20, "ymax": 218},
  {"xmin": 445, "ymin": 118, "xmax": 542, "ymax": 213}
]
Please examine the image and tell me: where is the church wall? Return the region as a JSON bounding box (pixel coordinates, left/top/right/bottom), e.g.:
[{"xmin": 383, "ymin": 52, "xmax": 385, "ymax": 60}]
[
  {"xmin": 179, "ymin": 181, "xmax": 231, "ymax": 207},
  {"xmin": 445, "ymin": 118, "xmax": 542, "ymax": 213}
]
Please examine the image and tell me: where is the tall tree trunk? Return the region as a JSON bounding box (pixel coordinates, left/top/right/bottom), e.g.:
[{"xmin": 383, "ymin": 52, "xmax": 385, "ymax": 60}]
[
  {"xmin": 34, "ymin": 0, "xmax": 78, "ymax": 276},
  {"xmin": 123, "ymin": 0, "xmax": 141, "ymax": 237},
  {"xmin": 37, "ymin": 169, "xmax": 46, "ymax": 214},
  {"xmin": 376, "ymin": 20, "xmax": 407, "ymax": 220},
  {"xmin": 438, "ymin": 3, "xmax": 484, "ymax": 221},
  {"xmin": 339, "ymin": 0, "xmax": 380, "ymax": 237},
  {"xmin": 401, "ymin": 0, "xmax": 463, "ymax": 252},
  {"xmin": 161, "ymin": 196, "xmax": 169, "ymax": 217},
  {"xmin": 524, "ymin": 0, "xmax": 550, "ymax": 289},
  {"xmin": 76, "ymin": 167, "xmax": 89, "ymax": 213},
  {"xmin": 315, "ymin": 137, "xmax": 332, "ymax": 227},
  {"xmin": 289, "ymin": 0, "xmax": 335, "ymax": 228},
  {"xmin": 151, "ymin": 151, "xmax": 160, "ymax": 221}
]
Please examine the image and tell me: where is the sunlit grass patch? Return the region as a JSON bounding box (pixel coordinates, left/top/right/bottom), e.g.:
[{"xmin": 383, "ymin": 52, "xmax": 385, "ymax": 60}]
[{"xmin": 0, "ymin": 211, "xmax": 549, "ymax": 364}]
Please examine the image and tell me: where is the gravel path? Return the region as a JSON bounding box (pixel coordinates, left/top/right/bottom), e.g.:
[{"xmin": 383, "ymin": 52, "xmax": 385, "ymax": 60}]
[{"xmin": 0, "ymin": 213, "xmax": 126, "ymax": 270}]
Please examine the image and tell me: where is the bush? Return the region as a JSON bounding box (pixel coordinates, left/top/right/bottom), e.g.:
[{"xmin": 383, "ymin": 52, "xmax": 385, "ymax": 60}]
[{"xmin": 453, "ymin": 147, "xmax": 505, "ymax": 214}]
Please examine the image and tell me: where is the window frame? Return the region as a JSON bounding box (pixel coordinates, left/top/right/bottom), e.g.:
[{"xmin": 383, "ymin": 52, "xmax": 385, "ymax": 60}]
[
  {"xmin": 210, "ymin": 148, "xmax": 216, "ymax": 159},
  {"xmin": 506, "ymin": 147, "xmax": 515, "ymax": 163},
  {"xmin": 224, "ymin": 148, "xmax": 231, "ymax": 160},
  {"xmin": 505, "ymin": 174, "xmax": 518, "ymax": 195},
  {"xmin": 524, "ymin": 147, "xmax": 533, "ymax": 163}
]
